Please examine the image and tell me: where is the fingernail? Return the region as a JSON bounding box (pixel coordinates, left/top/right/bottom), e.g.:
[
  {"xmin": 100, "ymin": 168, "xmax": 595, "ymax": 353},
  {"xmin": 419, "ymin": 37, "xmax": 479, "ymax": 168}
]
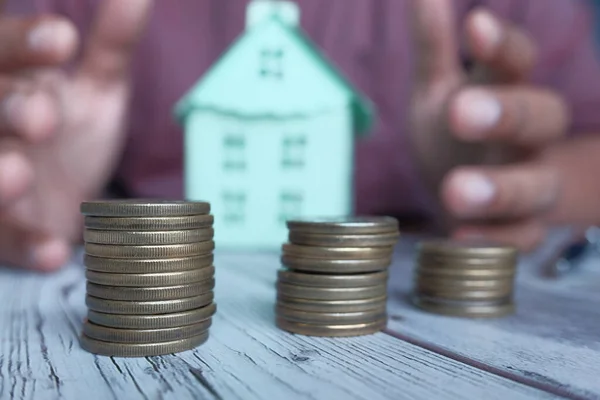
[
  {"xmin": 472, "ymin": 10, "xmax": 502, "ymax": 55},
  {"xmin": 29, "ymin": 239, "xmax": 70, "ymax": 272},
  {"xmin": 28, "ymin": 20, "xmax": 76, "ymax": 54},
  {"xmin": 455, "ymin": 90, "xmax": 502, "ymax": 137},
  {"xmin": 458, "ymin": 172, "xmax": 496, "ymax": 207},
  {"xmin": 0, "ymin": 152, "xmax": 32, "ymax": 203}
]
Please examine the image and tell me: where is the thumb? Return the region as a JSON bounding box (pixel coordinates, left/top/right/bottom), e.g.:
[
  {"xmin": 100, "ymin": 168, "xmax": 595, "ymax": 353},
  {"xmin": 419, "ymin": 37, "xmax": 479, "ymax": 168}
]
[
  {"xmin": 77, "ymin": 0, "xmax": 154, "ymax": 84},
  {"xmin": 410, "ymin": 0, "xmax": 462, "ymax": 88}
]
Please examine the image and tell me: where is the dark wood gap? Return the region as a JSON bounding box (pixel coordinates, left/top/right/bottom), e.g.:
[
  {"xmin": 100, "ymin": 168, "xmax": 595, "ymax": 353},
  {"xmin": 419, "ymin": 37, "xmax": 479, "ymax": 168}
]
[{"xmin": 382, "ymin": 328, "xmax": 581, "ymax": 400}]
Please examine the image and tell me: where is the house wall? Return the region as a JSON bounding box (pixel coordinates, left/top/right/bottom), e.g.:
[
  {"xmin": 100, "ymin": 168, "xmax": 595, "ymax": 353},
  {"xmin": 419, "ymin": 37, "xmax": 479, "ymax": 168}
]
[{"xmin": 184, "ymin": 109, "xmax": 353, "ymax": 250}]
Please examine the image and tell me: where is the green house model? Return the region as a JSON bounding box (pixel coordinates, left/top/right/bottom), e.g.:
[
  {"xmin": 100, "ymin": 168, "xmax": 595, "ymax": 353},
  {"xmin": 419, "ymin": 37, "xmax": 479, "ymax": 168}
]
[{"xmin": 174, "ymin": 0, "xmax": 374, "ymax": 250}]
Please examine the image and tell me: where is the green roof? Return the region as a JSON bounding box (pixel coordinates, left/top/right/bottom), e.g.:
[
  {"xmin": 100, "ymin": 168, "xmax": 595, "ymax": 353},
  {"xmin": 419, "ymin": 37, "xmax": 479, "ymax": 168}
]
[
  {"xmin": 174, "ymin": 14, "xmax": 375, "ymax": 135},
  {"xmin": 283, "ymin": 19, "xmax": 375, "ymax": 134}
]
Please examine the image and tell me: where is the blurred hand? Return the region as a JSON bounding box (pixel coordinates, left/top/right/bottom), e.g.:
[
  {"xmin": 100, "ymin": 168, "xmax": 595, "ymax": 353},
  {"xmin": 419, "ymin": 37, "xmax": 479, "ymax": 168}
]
[
  {"xmin": 0, "ymin": 0, "xmax": 153, "ymax": 271},
  {"xmin": 409, "ymin": 0, "xmax": 569, "ymax": 251}
]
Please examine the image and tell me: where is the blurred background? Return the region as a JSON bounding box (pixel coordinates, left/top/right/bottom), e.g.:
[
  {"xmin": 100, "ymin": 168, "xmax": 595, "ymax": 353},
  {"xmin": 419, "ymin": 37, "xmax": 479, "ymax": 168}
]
[{"xmin": 593, "ymin": 0, "xmax": 600, "ymax": 44}]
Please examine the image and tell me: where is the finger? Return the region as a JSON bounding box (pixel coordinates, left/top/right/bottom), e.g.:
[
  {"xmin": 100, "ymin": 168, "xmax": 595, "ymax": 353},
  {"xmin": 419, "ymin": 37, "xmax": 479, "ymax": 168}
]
[
  {"xmin": 30, "ymin": 237, "xmax": 71, "ymax": 271},
  {"xmin": 448, "ymin": 86, "xmax": 569, "ymax": 145},
  {"xmin": 410, "ymin": 0, "xmax": 462, "ymax": 87},
  {"xmin": 465, "ymin": 8, "xmax": 537, "ymax": 82},
  {"xmin": 0, "ymin": 222, "xmax": 70, "ymax": 271},
  {"xmin": 78, "ymin": 0, "xmax": 154, "ymax": 84},
  {"xmin": 0, "ymin": 144, "xmax": 33, "ymax": 206},
  {"xmin": 441, "ymin": 163, "xmax": 560, "ymax": 220},
  {"xmin": 0, "ymin": 78, "xmax": 59, "ymax": 142},
  {"xmin": 0, "ymin": 16, "xmax": 78, "ymax": 72},
  {"xmin": 453, "ymin": 219, "xmax": 545, "ymax": 253}
]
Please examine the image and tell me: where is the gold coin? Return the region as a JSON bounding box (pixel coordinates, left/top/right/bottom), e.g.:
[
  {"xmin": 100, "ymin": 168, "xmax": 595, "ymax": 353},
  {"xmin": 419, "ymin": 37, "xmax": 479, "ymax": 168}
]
[
  {"xmin": 417, "ymin": 254, "xmax": 517, "ymax": 268},
  {"xmin": 419, "ymin": 239, "xmax": 518, "ymax": 259},
  {"xmin": 281, "ymin": 254, "xmax": 392, "ymax": 274},
  {"xmin": 411, "ymin": 295, "xmax": 515, "ymax": 318},
  {"xmin": 416, "ymin": 287, "xmax": 512, "ymax": 301},
  {"xmin": 84, "ymin": 254, "xmax": 213, "ymax": 273},
  {"xmin": 84, "ymin": 241, "xmax": 215, "ymax": 259},
  {"xmin": 85, "ymin": 292, "xmax": 213, "ymax": 315},
  {"xmin": 415, "ymin": 295, "xmax": 511, "ymax": 306},
  {"xmin": 87, "ymin": 303, "xmax": 217, "ymax": 329},
  {"xmin": 277, "ymin": 295, "xmax": 387, "ymax": 313},
  {"xmin": 416, "ymin": 267, "xmax": 515, "ymax": 279},
  {"xmin": 282, "ymin": 243, "xmax": 393, "ymax": 260},
  {"xmin": 415, "ymin": 277, "xmax": 514, "ymax": 291},
  {"xmin": 277, "ymin": 282, "xmax": 386, "ymax": 300},
  {"xmin": 80, "ymin": 199, "xmax": 211, "ymax": 217},
  {"xmin": 84, "ymin": 215, "xmax": 214, "ymax": 231},
  {"xmin": 85, "ymin": 267, "xmax": 215, "ymax": 287},
  {"xmin": 276, "ymin": 304, "xmax": 386, "ymax": 324},
  {"xmin": 281, "ymin": 255, "xmax": 391, "ymax": 274},
  {"xmin": 83, "ymin": 319, "xmax": 212, "ymax": 344},
  {"xmin": 288, "ymin": 231, "xmax": 400, "ymax": 248},
  {"xmin": 277, "ymin": 269, "xmax": 388, "ymax": 288},
  {"xmin": 80, "ymin": 331, "xmax": 209, "ymax": 357},
  {"xmin": 276, "ymin": 316, "xmax": 387, "ymax": 337},
  {"xmin": 86, "ymin": 280, "xmax": 215, "ymax": 301},
  {"xmin": 286, "ymin": 216, "xmax": 399, "ymax": 234},
  {"xmin": 83, "ymin": 228, "xmax": 214, "ymax": 245}
]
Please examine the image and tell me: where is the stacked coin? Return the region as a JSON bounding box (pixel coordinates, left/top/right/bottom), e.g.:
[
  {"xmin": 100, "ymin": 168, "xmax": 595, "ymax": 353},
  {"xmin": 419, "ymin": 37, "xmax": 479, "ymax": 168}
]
[
  {"xmin": 79, "ymin": 200, "xmax": 217, "ymax": 357},
  {"xmin": 412, "ymin": 239, "xmax": 519, "ymax": 318},
  {"xmin": 276, "ymin": 217, "xmax": 400, "ymax": 337}
]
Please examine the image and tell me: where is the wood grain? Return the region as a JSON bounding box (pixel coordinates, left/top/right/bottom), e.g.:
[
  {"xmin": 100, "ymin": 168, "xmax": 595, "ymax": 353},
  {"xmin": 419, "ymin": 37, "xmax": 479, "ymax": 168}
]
[
  {"xmin": 385, "ymin": 232, "xmax": 600, "ymax": 400},
  {"xmin": 0, "ymin": 249, "xmax": 556, "ymax": 400}
]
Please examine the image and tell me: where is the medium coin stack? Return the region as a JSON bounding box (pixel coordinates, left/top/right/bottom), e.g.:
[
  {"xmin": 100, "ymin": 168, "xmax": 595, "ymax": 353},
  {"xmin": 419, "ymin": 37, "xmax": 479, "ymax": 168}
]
[
  {"xmin": 276, "ymin": 217, "xmax": 400, "ymax": 337},
  {"xmin": 79, "ymin": 200, "xmax": 217, "ymax": 357},
  {"xmin": 412, "ymin": 239, "xmax": 519, "ymax": 318}
]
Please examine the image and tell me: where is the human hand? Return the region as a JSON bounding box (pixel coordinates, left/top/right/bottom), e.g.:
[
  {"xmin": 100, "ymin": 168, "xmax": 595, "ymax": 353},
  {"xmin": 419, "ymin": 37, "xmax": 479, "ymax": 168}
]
[
  {"xmin": 0, "ymin": 0, "xmax": 153, "ymax": 271},
  {"xmin": 409, "ymin": 0, "xmax": 569, "ymax": 251}
]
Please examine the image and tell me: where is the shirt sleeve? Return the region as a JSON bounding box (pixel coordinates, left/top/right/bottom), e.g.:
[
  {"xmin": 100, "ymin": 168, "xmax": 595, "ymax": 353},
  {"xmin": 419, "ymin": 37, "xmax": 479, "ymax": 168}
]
[{"xmin": 487, "ymin": 0, "xmax": 600, "ymax": 134}]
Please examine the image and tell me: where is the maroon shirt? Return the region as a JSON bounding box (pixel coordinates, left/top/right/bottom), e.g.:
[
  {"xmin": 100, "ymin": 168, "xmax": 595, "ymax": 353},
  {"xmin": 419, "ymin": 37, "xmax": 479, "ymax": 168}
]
[{"xmin": 7, "ymin": 0, "xmax": 600, "ymax": 217}]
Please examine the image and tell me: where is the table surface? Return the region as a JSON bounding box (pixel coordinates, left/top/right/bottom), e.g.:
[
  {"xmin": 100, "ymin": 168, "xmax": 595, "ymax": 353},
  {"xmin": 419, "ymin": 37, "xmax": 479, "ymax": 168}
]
[{"xmin": 1, "ymin": 231, "xmax": 598, "ymax": 400}]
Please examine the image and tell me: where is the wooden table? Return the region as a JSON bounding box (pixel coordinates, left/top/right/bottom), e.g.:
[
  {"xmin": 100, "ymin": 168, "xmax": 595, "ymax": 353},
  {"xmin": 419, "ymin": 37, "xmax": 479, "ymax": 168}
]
[{"xmin": 1, "ymin": 231, "xmax": 598, "ymax": 400}]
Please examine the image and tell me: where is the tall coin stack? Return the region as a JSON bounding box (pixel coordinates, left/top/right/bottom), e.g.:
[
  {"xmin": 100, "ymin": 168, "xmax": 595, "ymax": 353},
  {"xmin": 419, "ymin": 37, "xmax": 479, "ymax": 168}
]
[
  {"xmin": 276, "ymin": 217, "xmax": 400, "ymax": 337},
  {"xmin": 79, "ymin": 200, "xmax": 217, "ymax": 357},
  {"xmin": 412, "ymin": 239, "xmax": 518, "ymax": 318}
]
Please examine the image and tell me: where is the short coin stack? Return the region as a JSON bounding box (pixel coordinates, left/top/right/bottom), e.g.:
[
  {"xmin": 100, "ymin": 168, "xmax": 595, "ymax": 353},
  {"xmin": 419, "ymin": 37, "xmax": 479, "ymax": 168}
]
[
  {"xmin": 276, "ymin": 217, "xmax": 400, "ymax": 337},
  {"xmin": 412, "ymin": 239, "xmax": 519, "ymax": 318},
  {"xmin": 79, "ymin": 200, "xmax": 217, "ymax": 357}
]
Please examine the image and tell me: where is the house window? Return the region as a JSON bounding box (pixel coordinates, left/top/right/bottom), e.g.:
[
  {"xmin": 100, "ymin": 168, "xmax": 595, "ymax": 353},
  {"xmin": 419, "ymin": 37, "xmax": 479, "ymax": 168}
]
[
  {"xmin": 281, "ymin": 134, "xmax": 307, "ymax": 169},
  {"xmin": 259, "ymin": 48, "xmax": 284, "ymax": 78},
  {"xmin": 222, "ymin": 191, "xmax": 247, "ymax": 224},
  {"xmin": 222, "ymin": 133, "xmax": 246, "ymax": 171},
  {"xmin": 278, "ymin": 191, "xmax": 303, "ymax": 223}
]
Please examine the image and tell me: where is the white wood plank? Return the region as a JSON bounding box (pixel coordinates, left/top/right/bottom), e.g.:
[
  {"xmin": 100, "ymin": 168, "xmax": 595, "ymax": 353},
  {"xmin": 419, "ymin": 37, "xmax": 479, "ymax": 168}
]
[
  {"xmin": 0, "ymin": 249, "xmax": 557, "ymax": 400},
  {"xmin": 385, "ymin": 232, "xmax": 600, "ymax": 400}
]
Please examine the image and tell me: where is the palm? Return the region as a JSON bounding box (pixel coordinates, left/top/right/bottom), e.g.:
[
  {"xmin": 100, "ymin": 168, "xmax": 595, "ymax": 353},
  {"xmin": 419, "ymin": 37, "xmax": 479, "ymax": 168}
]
[
  {"xmin": 8, "ymin": 70, "xmax": 130, "ymax": 239},
  {"xmin": 405, "ymin": 0, "xmax": 570, "ymax": 251},
  {"xmin": 408, "ymin": 0, "xmax": 528, "ymax": 204},
  {"xmin": 1, "ymin": 0, "xmax": 153, "ymax": 246}
]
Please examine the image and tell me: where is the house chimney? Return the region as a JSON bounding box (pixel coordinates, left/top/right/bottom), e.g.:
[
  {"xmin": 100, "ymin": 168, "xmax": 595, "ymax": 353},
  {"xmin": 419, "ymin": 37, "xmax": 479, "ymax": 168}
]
[{"xmin": 246, "ymin": 0, "xmax": 300, "ymax": 29}]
